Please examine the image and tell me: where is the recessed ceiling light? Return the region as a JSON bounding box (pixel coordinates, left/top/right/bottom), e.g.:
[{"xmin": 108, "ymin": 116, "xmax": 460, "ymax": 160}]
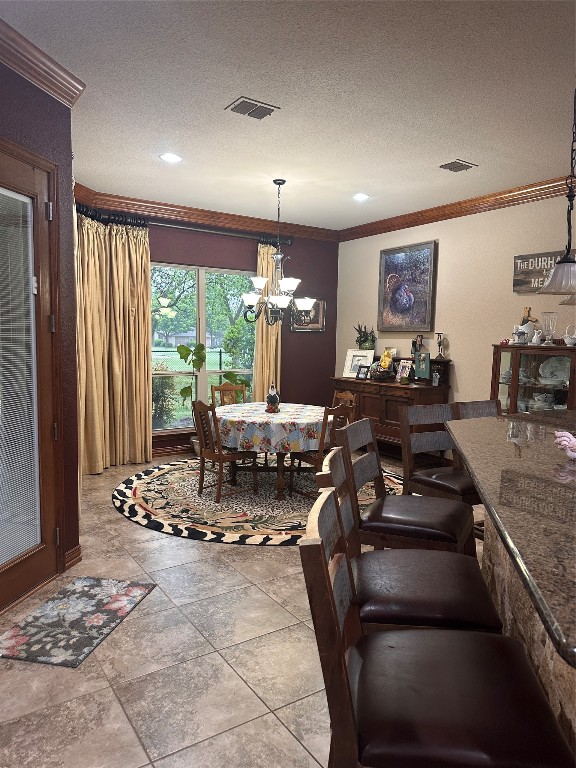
[
  {"xmin": 353, "ymin": 193, "xmax": 370, "ymax": 202},
  {"xmin": 160, "ymin": 153, "xmax": 182, "ymax": 164}
]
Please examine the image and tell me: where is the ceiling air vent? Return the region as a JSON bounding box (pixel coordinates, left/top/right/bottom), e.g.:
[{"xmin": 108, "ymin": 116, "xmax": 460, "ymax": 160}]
[
  {"xmin": 226, "ymin": 97, "xmax": 280, "ymax": 120},
  {"xmin": 439, "ymin": 159, "xmax": 479, "ymax": 172}
]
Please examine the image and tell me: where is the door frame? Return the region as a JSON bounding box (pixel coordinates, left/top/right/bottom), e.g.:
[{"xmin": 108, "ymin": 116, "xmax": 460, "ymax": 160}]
[{"xmin": 0, "ymin": 136, "xmax": 65, "ymax": 611}]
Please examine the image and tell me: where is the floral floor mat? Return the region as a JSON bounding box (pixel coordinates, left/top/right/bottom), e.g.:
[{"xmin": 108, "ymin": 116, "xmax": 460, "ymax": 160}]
[{"xmin": 0, "ymin": 577, "xmax": 155, "ymax": 667}]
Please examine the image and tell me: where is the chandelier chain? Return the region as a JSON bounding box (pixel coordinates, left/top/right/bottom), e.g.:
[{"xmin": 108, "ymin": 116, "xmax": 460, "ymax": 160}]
[{"xmin": 564, "ymin": 89, "xmax": 576, "ymax": 258}]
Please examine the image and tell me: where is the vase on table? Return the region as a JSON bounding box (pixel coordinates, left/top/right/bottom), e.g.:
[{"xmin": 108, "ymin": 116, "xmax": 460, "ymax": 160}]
[{"xmin": 266, "ymin": 384, "xmax": 280, "ymax": 413}]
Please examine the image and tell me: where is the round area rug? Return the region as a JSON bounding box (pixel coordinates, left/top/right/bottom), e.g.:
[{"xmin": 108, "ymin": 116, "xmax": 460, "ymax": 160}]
[{"xmin": 112, "ymin": 458, "xmax": 403, "ymax": 546}]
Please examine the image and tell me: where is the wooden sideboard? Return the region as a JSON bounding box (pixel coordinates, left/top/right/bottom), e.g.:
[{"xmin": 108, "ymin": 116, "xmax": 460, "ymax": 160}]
[{"xmin": 332, "ymin": 376, "xmax": 450, "ymax": 445}]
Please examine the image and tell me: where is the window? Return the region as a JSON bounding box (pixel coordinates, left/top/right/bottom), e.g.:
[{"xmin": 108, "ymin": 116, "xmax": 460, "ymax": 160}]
[{"xmin": 151, "ymin": 265, "xmax": 255, "ymax": 431}]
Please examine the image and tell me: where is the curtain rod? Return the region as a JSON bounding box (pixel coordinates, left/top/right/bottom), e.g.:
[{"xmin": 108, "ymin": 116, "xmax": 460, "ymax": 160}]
[
  {"xmin": 76, "ymin": 203, "xmax": 147, "ymax": 227},
  {"xmin": 150, "ymin": 220, "xmax": 293, "ymax": 246}
]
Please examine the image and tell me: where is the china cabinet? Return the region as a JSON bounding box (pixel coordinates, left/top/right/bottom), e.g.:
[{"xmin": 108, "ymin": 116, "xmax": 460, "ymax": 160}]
[{"xmin": 490, "ymin": 343, "xmax": 576, "ymax": 415}]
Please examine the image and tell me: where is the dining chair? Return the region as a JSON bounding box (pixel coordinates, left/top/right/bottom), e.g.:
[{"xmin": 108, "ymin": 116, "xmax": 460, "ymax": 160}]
[
  {"xmin": 331, "ymin": 389, "xmax": 358, "ymax": 420},
  {"xmin": 299, "ymin": 488, "xmax": 575, "ymax": 768},
  {"xmin": 316, "ymin": 446, "xmax": 502, "ymax": 633},
  {"xmin": 333, "ymin": 417, "xmax": 477, "ymax": 555},
  {"xmin": 454, "ymin": 399, "xmax": 502, "ymax": 419},
  {"xmin": 211, "ymin": 382, "xmax": 247, "ymax": 406},
  {"xmin": 398, "ymin": 402, "xmax": 482, "ymax": 505},
  {"xmin": 288, "ymin": 402, "xmax": 353, "ymax": 497},
  {"xmin": 192, "ymin": 399, "xmax": 257, "ymax": 502}
]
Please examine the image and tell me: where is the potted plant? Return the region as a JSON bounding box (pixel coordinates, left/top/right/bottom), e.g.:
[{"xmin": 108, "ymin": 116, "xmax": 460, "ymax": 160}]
[
  {"xmin": 177, "ymin": 344, "xmax": 250, "ymax": 403},
  {"xmin": 354, "ymin": 323, "xmax": 377, "ymax": 350},
  {"xmin": 177, "ymin": 342, "xmax": 206, "ymax": 402}
]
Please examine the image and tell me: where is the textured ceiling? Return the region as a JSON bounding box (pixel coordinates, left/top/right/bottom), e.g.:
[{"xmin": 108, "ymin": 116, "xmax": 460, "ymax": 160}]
[{"xmin": 0, "ymin": 0, "xmax": 574, "ymax": 230}]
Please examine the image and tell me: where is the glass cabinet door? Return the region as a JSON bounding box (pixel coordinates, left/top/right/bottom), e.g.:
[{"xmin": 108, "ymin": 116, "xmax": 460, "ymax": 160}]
[
  {"xmin": 496, "ymin": 348, "xmax": 513, "ymax": 413},
  {"xmin": 518, "ymin": 351, "xmax": 571, "ymax": 414}
]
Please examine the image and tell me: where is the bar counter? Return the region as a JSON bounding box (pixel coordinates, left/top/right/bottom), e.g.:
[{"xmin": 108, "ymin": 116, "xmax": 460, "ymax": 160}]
[{"xmin": 447, "ymin": 413, "xmax": 576, "ymax": 748}]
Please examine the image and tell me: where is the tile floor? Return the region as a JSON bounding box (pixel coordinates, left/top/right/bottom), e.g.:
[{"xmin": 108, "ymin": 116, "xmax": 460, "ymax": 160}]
[
  {"xmin": 0, "ymin": 455, "xmax": 330, "ymax": 768},
  {"xmin": 0, "ymin": 453, "xmax": 483, "ymax": 768}
]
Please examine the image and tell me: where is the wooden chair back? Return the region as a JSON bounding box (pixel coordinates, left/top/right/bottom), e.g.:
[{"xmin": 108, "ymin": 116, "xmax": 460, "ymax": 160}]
[
  {"xmin": 299, "ymin": 488, "xmax": 362, "ymax": 767},
  {"xmin": 289, "ymin": 403, "xmax": 354, "ymax": 497},
  {"xmin": 316, "ymin": 446, "xmax": 362, "ymax": 558},
  {"xmin": 334, "ymin": 418, "xmax": 388, "ymax": 502},
  {"xmin": 211, "ymin": 382, "xmax": 246, "ymax": 406},
  {"xmin": 332, "ymin": 389, "xmax": 358, "ymax": 420},
  {"xmin": 192, "ymin": 399, "xmax": 221, "ymax": 456},
  {"xmin": 398, "ymin": 402, "xmax": 457, "ymax": 479},
  {"xmin": 454, "ymin": 399, "xmax": 502, "ymax": 419}
]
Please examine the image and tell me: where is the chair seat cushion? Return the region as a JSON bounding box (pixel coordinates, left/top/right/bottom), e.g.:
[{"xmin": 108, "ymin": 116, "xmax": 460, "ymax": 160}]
[
  {"xmin": 351, "ymin": 549, "xmax": 502, "ymax": 632},
  {"xmin": 410, "ymin": 467, "xmax": 476, "ymax": 495},
  {"xmin": 347, "ymin": 628, "xmax": 574, "ymax": 768},
  {"xmin": 360, "ymin": 495, "xmax": 473, "ymax": 544}
]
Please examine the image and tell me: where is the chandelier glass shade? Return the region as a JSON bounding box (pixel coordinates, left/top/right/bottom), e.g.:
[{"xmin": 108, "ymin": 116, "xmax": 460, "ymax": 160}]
[
  {"xmin": 242, "ymin": 180, "xmax": 316, "ymax": 325},
  {"xmin": 538, "ymin": 89, "xmax": 576, "ymax": 296}
]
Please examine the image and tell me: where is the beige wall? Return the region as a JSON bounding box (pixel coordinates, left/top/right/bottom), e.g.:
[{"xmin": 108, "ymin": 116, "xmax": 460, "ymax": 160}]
[{"xmin": 337, "ymin": 196, "xmax": 576, "ymax": 402}]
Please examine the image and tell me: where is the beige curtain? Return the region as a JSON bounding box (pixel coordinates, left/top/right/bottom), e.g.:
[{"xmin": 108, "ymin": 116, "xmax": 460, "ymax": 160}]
[
  {"xmin": 252, "ymin": 243, "xmax": 281, "ymax": 402},
  {"xmin": 76, "ymin": 214, "xmax": 151, "ymax": 474}
]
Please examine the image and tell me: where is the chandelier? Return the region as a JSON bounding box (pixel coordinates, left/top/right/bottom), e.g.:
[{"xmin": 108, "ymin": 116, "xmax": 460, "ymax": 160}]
[
  {"xmin": 242, "ymin": 179, "xmax": 316, "ymax": 325},
  {"xmin": 538, "ymin": 88, "xmax": 576, "ymax": 299}
]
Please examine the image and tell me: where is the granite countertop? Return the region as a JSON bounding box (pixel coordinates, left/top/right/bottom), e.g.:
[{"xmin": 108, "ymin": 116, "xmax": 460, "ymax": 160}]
[{"xmin": 447, "ymin": 414, "xmax": 576, "ymax": 667}]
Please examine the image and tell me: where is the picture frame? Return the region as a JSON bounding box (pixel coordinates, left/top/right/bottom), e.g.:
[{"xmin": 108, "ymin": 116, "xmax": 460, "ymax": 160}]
[
  {"xmin": 355, "ymin": 364, "xmax": 371, "ymax": 380},
  {"xmin": 342, "ymin": 348, "xmax": 374, "ymax": 378},
  {"xmin": 377, "ymin": 240, "xmax": 438, "ymax": 332},
  {"xmin": 290, "ymin": 299, "xmax": 326, "ymax": 332},
  {"xmin": 395, "ymin": 359, "xmax": 413, "ymax": 382},
  {"xmin": 414, "ymin": 351, "xmax": 430, "ymax": 379}
]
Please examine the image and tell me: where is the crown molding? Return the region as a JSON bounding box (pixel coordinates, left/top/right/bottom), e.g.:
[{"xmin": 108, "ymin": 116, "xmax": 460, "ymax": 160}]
[
  {"xmin": 73, "ymin": 185, "xmax": 340, "ymax": 242},
  {"xmin": 73, "ymin": 182, "xmax": 96, "ymax": 207},
  {"xmin": 0, "ymin": 19, "xmax": 85, "ymax": 108},
  {"xmin": 74, "ymin": 176, "xmax": 565, "ymax": 244},
  {"xmin": 337, "ymin": 178, "xmax": 566, "ymax": 242}
]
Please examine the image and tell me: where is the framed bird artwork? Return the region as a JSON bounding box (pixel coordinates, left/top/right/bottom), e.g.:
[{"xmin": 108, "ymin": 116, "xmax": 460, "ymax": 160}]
[{"xmin": 377, "ymin": 241, "xmax": 438, "ymax": 332}]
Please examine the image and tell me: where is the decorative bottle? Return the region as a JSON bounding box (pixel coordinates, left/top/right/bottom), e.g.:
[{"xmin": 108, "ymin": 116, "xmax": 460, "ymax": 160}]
[{"xmin": 266, "ymin": 384, "xmax": 280, "ymax": 413}]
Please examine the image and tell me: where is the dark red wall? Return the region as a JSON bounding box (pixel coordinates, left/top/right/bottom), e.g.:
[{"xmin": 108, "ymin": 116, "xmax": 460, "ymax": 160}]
[
  {"xmin": 149, "ymin": 223, "xmax": 338, "ymax": 405},
  {"xmin": 0, "ymin": 63, "xmax": 79, "ymax": 557}
]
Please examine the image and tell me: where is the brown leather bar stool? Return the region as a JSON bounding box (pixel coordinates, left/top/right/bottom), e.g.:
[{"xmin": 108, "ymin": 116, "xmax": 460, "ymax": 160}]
[
  {"xmin": 399, "ymin": 402, "xmax": 483, "ymax": 504},
  {"xmin": 300, "ymin": 488, "xmax": 575, "ymax": 768},
  {"xmin": 316, "ymin": 446, "xmax": 502, "ymax": 633},
  {"xmin": 334, "ymin": 418, "xmax": 477, "ymax": 555}
]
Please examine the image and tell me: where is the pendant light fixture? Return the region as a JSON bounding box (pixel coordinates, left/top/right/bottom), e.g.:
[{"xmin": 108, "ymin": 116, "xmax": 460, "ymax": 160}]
[
  {"xmin": 242, "ymin": 179, "xmax": 316, "ymax": 325},
  {"xmin": 538, "ymin": 89, "xmax": 576, "ymax": 296}
]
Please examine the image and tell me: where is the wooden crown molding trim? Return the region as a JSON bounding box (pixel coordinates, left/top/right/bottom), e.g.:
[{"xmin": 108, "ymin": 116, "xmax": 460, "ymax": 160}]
[
  {"xmin": 0, "ymin": 19, "xmax": 85, "ymax": 108},
  {"xmin": 338, "ymin": 178, "xmax": 566, "ymax": 242},
  {"xmin": 74, "ymin": 176, "xmax": 565, "ymax": 244},
  {"xmin": 74, "ymin": 186, "xmax": 340, "ymax": 242},
  {"xmin": 73, "ymin": 182, "xmax": 96, "ymax": 207}
]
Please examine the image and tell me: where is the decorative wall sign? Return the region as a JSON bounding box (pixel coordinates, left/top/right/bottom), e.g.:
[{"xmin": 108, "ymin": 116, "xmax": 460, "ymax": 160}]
[
  {"xmin": 512, "ymin": 251, "xmax": 562, "ymax": 293},
  {"xmin": 378, "ymin": 241, "xmax": 437, "ymax": 332}
]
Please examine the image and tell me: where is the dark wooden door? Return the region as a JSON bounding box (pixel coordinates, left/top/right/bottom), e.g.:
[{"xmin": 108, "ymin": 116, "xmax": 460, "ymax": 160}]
[{"xmin": 0, "ymin": 141, "xmax": 61, "ymax": 611}]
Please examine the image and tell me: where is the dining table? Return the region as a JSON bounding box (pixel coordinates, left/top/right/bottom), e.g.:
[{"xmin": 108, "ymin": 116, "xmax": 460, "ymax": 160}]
[
  {"xmin": 447, "ymin": 411, "xmax": 576, "ymax": 747},
  {"xmin": 215, "ymin": 401, "xmax": 327, "ymax": 500}
]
